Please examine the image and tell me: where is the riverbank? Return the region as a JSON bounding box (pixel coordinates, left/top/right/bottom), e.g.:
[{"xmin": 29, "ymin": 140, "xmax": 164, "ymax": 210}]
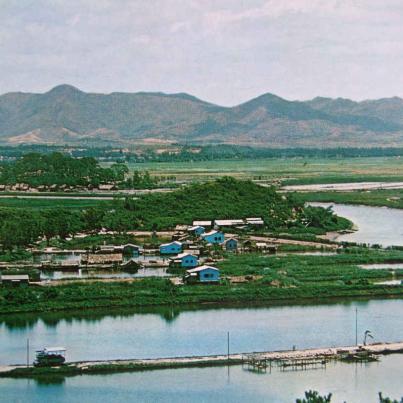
[
  {"xmin": 1, "ymin": 281, "xmax": 403, "ymax": 315},
  {"xmin": 2, "ymin": 249, "xmax": 403, "ymax": 314},
  {"xmin": 2, "ymin": 341, "xmax": 402, "ymax": 379}
]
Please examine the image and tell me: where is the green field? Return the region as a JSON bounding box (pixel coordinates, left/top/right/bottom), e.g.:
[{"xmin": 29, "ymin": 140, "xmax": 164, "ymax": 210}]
[
  {"xmin": 1, "ymin": 249, "xmax": 403, "ymax": 314},
  {"xmin": 102, "ymin": 156, "xmax": 403, "ymax": 185},
  {"xmin": 298, "ymin": 189, "xmax": 403, "ymax": 209},
  {"xmin": 0, "ymin": 197, "xmax": 112, "ymax": 210}
]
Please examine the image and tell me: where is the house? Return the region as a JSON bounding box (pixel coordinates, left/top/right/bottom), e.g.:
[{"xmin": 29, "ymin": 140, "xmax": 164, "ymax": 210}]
[
  {"xmin": 214, "ymin": 219, "xmax": 244, "ymax": 228},
  {"xmin": 1, "ymin": 274, "xmax": 29, "ymax": 286},
  {"xmin": 224, "ymin": 238, "xmax": 238, "ymax": 251},
  {"xmin": 246, "ymin": 217, "xmax": 265, "ymax": 226},
  {"xmin": 170, "ymin": 253, "xmax": 198, "ymax": 268},
  {"xmin": 0, "ymin": 185, "xmax": 5, "ymax": 191},
  {"xmin": 192, "ymin": 220, "xmax": 212, "ymax": 228},
  {"xmin": 185, "ymin": 265, "xmax": 220, "ymax": 283},
  {"xmin": 122, "ymin": 243, "xmax": 143, "ymax": 257},
  {"xmin": 187, "ymin": 225, "xmax": 205, "ymax": 236},
  {"xmin": 159, "ymin": 241, "xmax": 182, "ymax": 255},
  {"xmin": 97, "ymin": 245, "xmax": 116, "ymax": 254},
  {"xmin": 201, "ymin": 230, "xmax": 225, "ymax": 244}
]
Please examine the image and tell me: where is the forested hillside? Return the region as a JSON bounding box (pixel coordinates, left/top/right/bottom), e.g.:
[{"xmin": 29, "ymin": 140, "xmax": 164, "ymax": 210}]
[{"xmin": 0, "ymin": 178, "xmax": 350, "ymax": 251}]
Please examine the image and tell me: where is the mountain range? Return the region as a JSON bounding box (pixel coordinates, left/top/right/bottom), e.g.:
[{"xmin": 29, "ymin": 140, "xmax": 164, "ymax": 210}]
[{"xmin": 1, "ymin": 84, "xmax": 403, "ymax": 147}]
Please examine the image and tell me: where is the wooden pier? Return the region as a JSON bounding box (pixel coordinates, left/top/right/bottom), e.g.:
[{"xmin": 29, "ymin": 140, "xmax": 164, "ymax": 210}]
[{"xmin": 1, "ymin": 341, "xmax": 402, "ymax": 378}]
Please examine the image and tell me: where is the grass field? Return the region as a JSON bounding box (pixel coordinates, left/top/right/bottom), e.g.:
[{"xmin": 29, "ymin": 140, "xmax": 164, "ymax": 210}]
[
  {"xmin": 298, "ymin": 189, "xmax": 403, "ymax": 209},
  {"xmin": 0, "ymin": 198, "xmax": 112, "ymax": 209},
  {"xmin": 1, "ymin": 249, "xmax": 403, "ymax": 314},
  {"xmin": 102, "ymin": 156, "xmax": 403, "ymax": 185}
]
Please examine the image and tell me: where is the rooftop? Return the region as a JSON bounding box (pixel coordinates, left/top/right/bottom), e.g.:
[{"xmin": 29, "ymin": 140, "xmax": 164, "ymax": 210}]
[
  {"xmin": 186, "ymin": 265, "xmax": 219, "ymax": 273},
  {"xmin": 1, "ymin": 274, "xmax": 29, "ymax": 281},
  {"xmin": 160, "ymin": 241, "xmax": 182, "ymax": 247},
  {"xmin": 202, "ymin": 230, "xmax": 221, "ymax": 237},
  {"xmin": 193, "ymin": 220, "xmax": 212, "ymax": 226}
]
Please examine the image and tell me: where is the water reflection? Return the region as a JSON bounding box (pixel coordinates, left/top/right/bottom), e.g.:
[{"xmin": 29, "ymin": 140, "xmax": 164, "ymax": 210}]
[
  {"xmin": 2, "ymin": 355, "xmax": 402, "ymax": 403},
  {"xmin": 0, "ymin": 299, "xmax": 370, "ymax": 331}
]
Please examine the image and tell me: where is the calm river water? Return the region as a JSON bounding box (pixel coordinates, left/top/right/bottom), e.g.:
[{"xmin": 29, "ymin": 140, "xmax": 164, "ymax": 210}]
[
  {"xmin": 1, "ymin": 299, "xmax": 402, "ymax": 365},
  {"xmin": 310, "ymin": 203, "xmax": 403, "ymax": 247}
]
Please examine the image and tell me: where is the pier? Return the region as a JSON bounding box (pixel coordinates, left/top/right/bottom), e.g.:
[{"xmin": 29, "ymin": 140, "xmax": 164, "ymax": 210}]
[{"xmin": 1, "ymin": 341, "xmax": 402, "ymax": 378}]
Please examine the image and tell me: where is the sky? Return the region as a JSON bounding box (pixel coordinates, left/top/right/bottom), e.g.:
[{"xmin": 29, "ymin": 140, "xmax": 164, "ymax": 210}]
[{"xmin": 1, "ymin": 0, "xmax": 403, "ymax": 106}]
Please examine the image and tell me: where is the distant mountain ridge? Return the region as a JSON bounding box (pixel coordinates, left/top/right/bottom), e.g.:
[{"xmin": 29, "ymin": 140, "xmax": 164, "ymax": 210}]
[{"xmin": 1, "ymin": 84, "xmax": 403, "ymax": 147}]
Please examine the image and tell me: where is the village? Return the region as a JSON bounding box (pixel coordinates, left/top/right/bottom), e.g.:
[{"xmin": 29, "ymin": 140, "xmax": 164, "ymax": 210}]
[{"xmin": 0, "ymin": 216, "xmax": 290, "ymax": 287}]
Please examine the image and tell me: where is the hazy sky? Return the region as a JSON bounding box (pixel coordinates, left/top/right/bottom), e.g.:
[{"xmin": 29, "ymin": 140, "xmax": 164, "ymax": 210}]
[{"xmin": 1, "ymin": 0, "xmax": 403, "ymax": 105}]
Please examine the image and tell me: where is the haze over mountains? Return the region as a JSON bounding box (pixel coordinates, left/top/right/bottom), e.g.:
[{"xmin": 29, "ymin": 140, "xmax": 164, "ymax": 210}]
[{"xmin": 1, "ymin": 84, "xmax": 403, "ymax": 148}]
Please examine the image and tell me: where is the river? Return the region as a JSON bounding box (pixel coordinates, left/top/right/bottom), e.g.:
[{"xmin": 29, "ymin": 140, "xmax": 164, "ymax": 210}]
[
  {"xmin": 310, "ymin": 203, "xmax": 403, "ymax": 247},
  {"xmin": 1, "ymin": 354, "xmax": 402, "ymax": 402},
  {"xmin": 1, "ymin": 299, "xmax": 402, "ymax": 366}
]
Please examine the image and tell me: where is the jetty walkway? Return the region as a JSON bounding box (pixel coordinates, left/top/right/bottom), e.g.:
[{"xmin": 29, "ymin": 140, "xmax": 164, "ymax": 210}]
[{"xmin": 1, "ymin": 341, "xmax": 402, "ymax": 377}]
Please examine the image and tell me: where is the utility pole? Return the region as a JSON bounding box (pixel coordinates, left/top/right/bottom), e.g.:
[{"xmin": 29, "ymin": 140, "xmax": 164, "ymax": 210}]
[
  {"xmin": 355, "ymin": 308, "xmax": 358, "ymax": 346},
  {"xmin": 26, "ymin": 338, "xmax": 30, "ymax": 368},
  {"xmin": 227, "ymin": 331, "xmax": 230, "ymax": 361}
]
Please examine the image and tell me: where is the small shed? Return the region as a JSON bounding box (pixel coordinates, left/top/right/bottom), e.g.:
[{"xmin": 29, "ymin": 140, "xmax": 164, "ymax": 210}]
[
  {"xmin": 224, "ymin": 238, "xmax": 238, "ymax": 252},
  {"xmin": 122, "ymin": 244, "xmax": 143, "ymax": 257},
  {"xmin": 187, "ymin": 225, "xmax": 205, "ymax": 237},
  {"xmin": 159, "ymin": 241, "xmax": 183, "ymax": 255},
  {"xmin": 170, "ymin": 253, "xmax": 198, "ymax": 268},
  {"xmin": 214, "ymin": 219, "xmax": 244, "ymax": 228},
  {"xmin": 1, "ymin": 274, "xmax": 30, "ymax": 286},
  {"xmin": 246, "ymin": 217, "xmax": 265, "ymax": 226},
  {"xmin": 185, "ymin": 265, "xmax": 220, "ymax": 283},
  {"xmin": 202, "ymin": 230, "xmax": 224, "ymax": 244}
]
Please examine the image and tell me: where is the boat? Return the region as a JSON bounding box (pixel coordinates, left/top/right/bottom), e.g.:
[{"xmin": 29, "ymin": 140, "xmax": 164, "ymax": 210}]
[{"xmin": 34, "ymin": 347, "xmax": 66, "ymax": 367}]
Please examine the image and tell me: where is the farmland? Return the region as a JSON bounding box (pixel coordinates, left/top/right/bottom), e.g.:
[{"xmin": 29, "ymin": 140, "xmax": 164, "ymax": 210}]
[{"xmin": 107, "ymin": 156, "xmax": 403, "ymax": 185}]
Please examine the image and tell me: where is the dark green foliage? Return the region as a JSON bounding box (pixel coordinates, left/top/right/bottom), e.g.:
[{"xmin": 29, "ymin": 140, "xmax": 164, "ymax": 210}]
[
  {"xmin": 296, "ymin": 390, "xmax": 332, "ymax": 403},
  {"xmin": 0, "ymin": 178, "xmax": 351, "ymax": 250},
  {"xmin": 121, "ymin": 177, "xmax": 305, "ymax": 230},
  {"xmin": 379, "ymin": 393, "xmax": 403, "ymax": 403},
  {"xmin": 0, "ymin": 152, "xmax": 119, "ymax": 187}
]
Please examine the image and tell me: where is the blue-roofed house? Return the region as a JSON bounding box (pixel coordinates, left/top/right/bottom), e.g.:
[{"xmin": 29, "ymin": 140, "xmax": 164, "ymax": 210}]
[
  {"xmin": 201, "ymin": 230, "xmax": 224, "ymax": 244},
  {"xmin": 187, "ymin": 225, "xmax": 205, "ymax": 237},
  {"xmin": 170, "ymin": 253, "xmax": 198, "ymax": 268},
  {"xmin": 159, "ymin": 241, "xmax": 182, "ymax": 255},
  {"xmin": 224, "ymin": 238, "xmax": 238, "ymax": 252},
  {"xmin": 185, "ymin": 265, "xmax": 220, "ymax": 283}
]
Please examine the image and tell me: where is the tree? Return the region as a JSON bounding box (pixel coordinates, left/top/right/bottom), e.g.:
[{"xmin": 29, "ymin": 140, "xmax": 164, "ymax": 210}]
[
  {"xmin": 296, "ymin": 390, "xmax": 332, "ymax": 403},
  {"xmin": 379, "ymin": 393, "xmax": 403, "ymax": 403}
]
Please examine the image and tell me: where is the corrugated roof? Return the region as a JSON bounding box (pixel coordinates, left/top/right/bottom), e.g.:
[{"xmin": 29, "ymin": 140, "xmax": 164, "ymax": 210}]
[
  {"xmin": 188, "ymin": 225, "xmax": 205, "ymax": 231},
  {"xmin": 1, "ymin": 274, "xmax": 29, "ymax": 281},
  {"xmin": 174, "ymin": 253, "xmax": 197, "ymax": 259},
  {"xmin": 193, "ymin": 220, "xmax": 212, "ymax": 226},
  {"xmin": 215, "ymin": 219, "xmax": 244, "ymax": 226},
  {"xmin": 202, "ymin": 230, "xmax": 220, "ymax": 237},
  {"xmin": 160, "ymin": 241, "xmax": 182, "ymax": 247},
  {"xmin": 186, "ymin": 265, "xmax": 219, "ymax": 273}
]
